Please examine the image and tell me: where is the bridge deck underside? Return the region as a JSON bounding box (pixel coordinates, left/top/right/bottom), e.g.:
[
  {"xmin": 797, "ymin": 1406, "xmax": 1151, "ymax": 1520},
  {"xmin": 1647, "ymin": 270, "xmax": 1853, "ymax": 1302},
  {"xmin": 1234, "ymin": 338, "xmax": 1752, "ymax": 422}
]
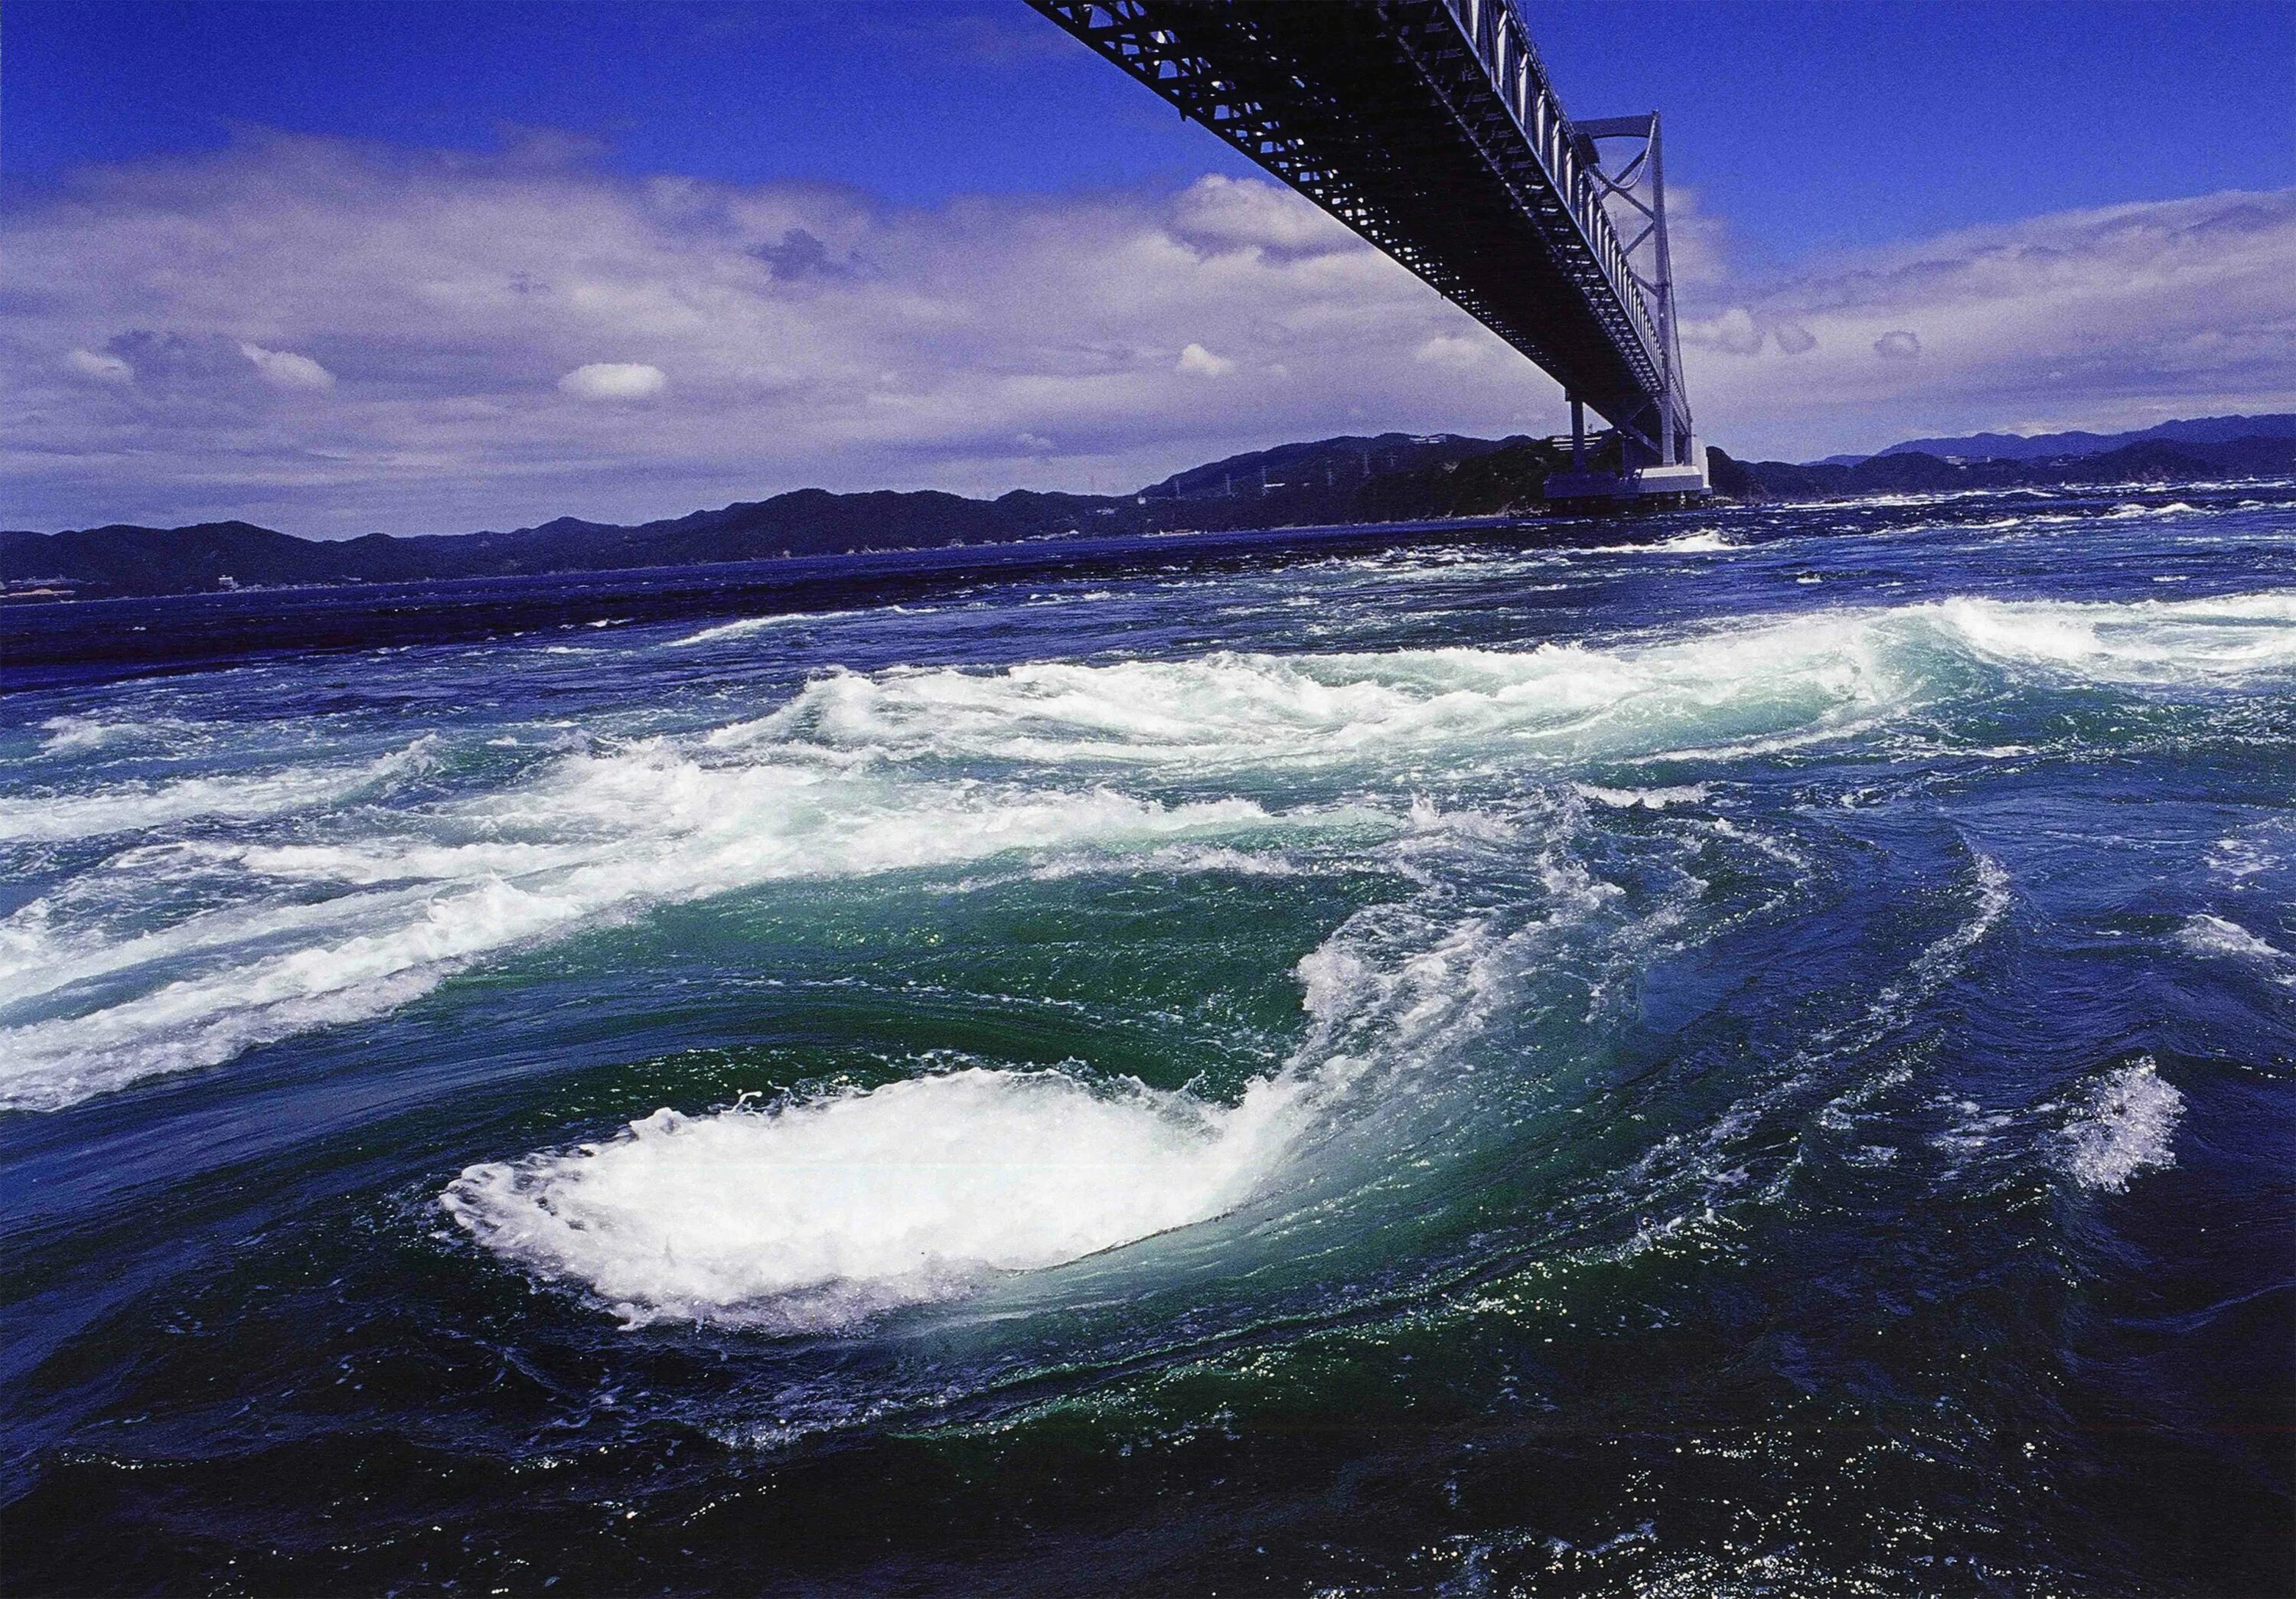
[{"xmin": 1035, "ymin": 0, "xmax": 1668, "ymax": 436}]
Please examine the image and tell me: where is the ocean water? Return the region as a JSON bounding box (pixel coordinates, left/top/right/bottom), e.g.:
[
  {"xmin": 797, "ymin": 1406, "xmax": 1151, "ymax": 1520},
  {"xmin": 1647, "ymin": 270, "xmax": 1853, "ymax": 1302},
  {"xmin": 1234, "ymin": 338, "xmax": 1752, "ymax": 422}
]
[{"xmin": 3, "ymin": 485, "xmax": 2292, "ymax": 1594}]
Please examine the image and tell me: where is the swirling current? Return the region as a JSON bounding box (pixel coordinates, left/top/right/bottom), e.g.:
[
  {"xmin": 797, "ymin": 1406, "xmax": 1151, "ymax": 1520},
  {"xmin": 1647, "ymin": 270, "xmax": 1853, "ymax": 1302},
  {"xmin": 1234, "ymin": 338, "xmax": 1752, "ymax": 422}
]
[{"xmin": 3, "ymin": 485, "xmax": 2292, "ymax": 1594}]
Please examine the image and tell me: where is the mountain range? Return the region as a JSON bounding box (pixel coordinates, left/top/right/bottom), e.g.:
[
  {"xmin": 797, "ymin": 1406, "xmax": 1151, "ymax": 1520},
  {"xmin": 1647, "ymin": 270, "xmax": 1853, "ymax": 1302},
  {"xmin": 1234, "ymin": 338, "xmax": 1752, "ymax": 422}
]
[
  {"xmin": 1809, "ymin": 413, "xmax": 2296, "ymax": 466},
  {"xmin": 1740, "ymin": 429, "xmax": 2296, "ymax": 499},
  {"xmin": 0, "ymin": 433, "xmax": 1577, "ymax": 601},
  {"xmin": 6, "ymin": 419, "xmax": 2291, "ymax": 602}
]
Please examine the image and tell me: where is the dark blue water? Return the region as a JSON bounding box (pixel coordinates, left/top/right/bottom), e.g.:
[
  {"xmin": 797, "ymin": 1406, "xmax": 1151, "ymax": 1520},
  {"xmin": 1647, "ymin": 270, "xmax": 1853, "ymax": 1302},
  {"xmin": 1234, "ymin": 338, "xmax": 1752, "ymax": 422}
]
[{"xmin": 5, "ymin": 485, "xmax": 2292, "ymax": 1594}]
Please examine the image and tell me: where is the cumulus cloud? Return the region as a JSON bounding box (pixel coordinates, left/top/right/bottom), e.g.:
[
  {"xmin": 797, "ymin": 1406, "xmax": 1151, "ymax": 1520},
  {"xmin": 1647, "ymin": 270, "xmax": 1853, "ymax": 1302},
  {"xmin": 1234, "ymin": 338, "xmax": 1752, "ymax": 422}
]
[
  {"xmin": 1171, "ymin": 172, "xmax": 1357, "ymax": 255},
  {"xmin": 1415, "ymin": 333, "xmax": 1489, "ymax": 368},
  {"xmin": 0, "ymin": 137, "xmax": 1543, "ymax": 534},
  {"xmin": 1678, "ymin": 187, "xmax": 2296, "ymax": 456},
  {"xmin": 4, "ymin": 129, "xmax": 2291, "ymax": 527},
  {"xmin": 67, "ymin": 348, "xmax": 133, "ymax": 384},
  {"xmin": 750, "ymin": 227, "xmax": 857, "ymax": 283},
  {"xmin": 77, "ymin": 329, "xmax": 327, "ymax": 408},
  {"xmin": 1697, "ymin": 307, "xmax": 1765, "ymax": 357},
  {"xmin": 559, "ymin": 361, "xmax": 668, "ymax": 400},
  {"xmin": 240, "ymin": 341, "xmax": 336, "ymax": 390},
  {"xmin": 1770, "ymin": 321, "xmax": 1818, "ymax": 356}
]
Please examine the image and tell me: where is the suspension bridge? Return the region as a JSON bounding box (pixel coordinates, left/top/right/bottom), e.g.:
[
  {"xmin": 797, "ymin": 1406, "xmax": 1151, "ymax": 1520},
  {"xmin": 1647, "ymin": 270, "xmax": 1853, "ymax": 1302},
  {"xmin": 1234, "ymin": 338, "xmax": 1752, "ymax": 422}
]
[{"xmin": 1025, "ymin": 0, "xmax": 1707, "ymax": 503}]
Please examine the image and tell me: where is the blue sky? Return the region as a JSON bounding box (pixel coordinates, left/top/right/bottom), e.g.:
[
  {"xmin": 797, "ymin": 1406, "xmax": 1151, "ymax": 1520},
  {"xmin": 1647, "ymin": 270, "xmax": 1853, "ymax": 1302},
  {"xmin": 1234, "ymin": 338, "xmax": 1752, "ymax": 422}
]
[
  {"xmin": 5, "ymin": 0, "xmax": 2293, "ymax": 534},
  {"xmin": 13, "ymin": 1, "xmax": 2289, "ymax": 258}
]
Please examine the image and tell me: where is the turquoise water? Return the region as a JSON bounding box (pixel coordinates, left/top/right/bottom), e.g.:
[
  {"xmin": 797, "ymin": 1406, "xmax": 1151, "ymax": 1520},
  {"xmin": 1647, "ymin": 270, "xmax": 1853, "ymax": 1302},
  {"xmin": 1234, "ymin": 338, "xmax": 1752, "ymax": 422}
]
[{"xmin": 4, "ymin": 485, "xmax": 2293, "ymax": 1593}]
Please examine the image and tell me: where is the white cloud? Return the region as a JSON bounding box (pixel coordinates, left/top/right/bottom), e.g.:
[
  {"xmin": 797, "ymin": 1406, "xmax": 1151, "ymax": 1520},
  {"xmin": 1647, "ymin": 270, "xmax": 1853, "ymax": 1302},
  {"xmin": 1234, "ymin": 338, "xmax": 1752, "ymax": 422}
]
[
  {"xmin": 1170, "ymin": 173, "xmax": 1356, "ymax": 255},
  {"xmin": 1, "ymin": 135, "xmax": 1538, "ymax": 534},
  {"xmin": 1771, "ymin": 321, "xmax": 1817, "ymax": 356},
  {"xmin": 239, "ymin": 341, "xmax": 337, "ymax": 390},
  {"xmin": 559, "ymin": 361, "xmax": 668, "ymax": 400},
  {"xmin": 1694, "ymin": 307, "xmax": 1764, "ymax": 357},
  {"xmin": 67, "ymin": 348, "xmax": 133, "ymax": 384},
  {"xmin": 1414, "ymin": 334, "xmax": 1488, "ymax": 368},
  {"xmin": 1678, "ymin": 187, "xmax": 2296, "ymax": 456},
  {"xmin": 4, "ymin": 131, "xmax": 2291, "ymax": 527}
]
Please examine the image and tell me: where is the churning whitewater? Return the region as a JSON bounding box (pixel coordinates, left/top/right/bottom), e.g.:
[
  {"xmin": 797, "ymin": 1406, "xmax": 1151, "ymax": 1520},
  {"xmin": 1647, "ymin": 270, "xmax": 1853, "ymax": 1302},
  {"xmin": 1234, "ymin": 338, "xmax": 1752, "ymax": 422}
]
[
  {"xmin": 9, "ymin": 591, "xmax": 2294, "ymax": 1121},
  {"xmin": 5, "ymin": 483, "xmax": 2293, "ymax": 1594}
]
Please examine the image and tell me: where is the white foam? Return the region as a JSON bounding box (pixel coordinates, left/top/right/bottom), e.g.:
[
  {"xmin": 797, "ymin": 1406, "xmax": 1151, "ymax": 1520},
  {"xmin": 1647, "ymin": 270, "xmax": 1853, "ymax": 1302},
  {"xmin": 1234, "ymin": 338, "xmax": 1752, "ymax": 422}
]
[
  {"xmin": 16, "ymin": 588, "xmax": 2296, "ymax": 1110},
  {"xmin": 1574, "ymin": 783, "xmax": 1709, "ymax": 811},
  {"xmin": 1897, "ymin": 853, "xmax": 2011, "ymax": 999},
  {"xmin": 0, "ymin": 864, "xmax": 442, "ymax": 1007},
  {"xmin": 2062, "ymin": 1059, "xmax": 2183, "ymax": 1192},
  {"xmin": 0, "ymin": 736, "xmax": 438, "ymax": 844},
  {"xmin": 2178, "ymin": 914, "xmax": 2288, "ymax": 965},
  {"xmin": 37, "ymin": 716, "xmax": 177, "ymax": 757},
  {"xmin": 1579, "ymin": 529, "xmax": 1735, "ymax": 554},
  {"xmin": 714, "ymin": 591, "xmax": 2296, "ymax": 777},
  {"xmin": 442, "ymin": 823, "xmax": 1628, "ymax": 1329},
  {"xmin": 2208, "ymin": 828, "xmax": 2292, "ymax": 882},
  {"xmin": 0, "ymin": 759, "xmax": 1292, "ymax": 1110},
  {"xmin": 668, "ymin": 607, "xmax": 871, "ymax": 648},
  {"xmin": 1021, "ymin": 840, "xmax": 1313, "ymax": 883},
  {"xmin": 713, "ymin": 623, "xmax": 1911, "ymax": 773},
  {"xmin": 1929, "ymin": 592, "xmax": 2296, "ymax": 682},
  {"xmin": 443, "ymin": 1065, "xmax": 1307, "ymax": 1329}
]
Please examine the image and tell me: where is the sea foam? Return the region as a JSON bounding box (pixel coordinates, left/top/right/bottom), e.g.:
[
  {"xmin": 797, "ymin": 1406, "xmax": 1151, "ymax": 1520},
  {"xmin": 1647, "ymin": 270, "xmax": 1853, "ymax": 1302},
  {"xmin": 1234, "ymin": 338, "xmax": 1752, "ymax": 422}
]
[
  {"xmin": 11, "ymin": 589, "xmax": 2294, "ymax": 1111},
  {"xmin": 443, "ymin": 1065, "xmax": 1307, "ymax": 1329},
  {"xmin": 0, "ymin": 736, "xmax": 437, "ymax": 844},
  {"xmin": 441, "ymin": 809, "xmax": 1631, "ymax": 1329},
  {"xmin": 2178, "ymin": 913, "xmax": 2288, "ymax": 966},
  {"xmin": 0, "ymin": 762, "xmax": 1291, "ymax": 1110},
  {"xmin": 716, "ymin": 590, "xmax": 2296, "ymax": 775},
  {"xmin": 2062, "ymin": 1059, "xmax": 2183, "ymax": 1193}
]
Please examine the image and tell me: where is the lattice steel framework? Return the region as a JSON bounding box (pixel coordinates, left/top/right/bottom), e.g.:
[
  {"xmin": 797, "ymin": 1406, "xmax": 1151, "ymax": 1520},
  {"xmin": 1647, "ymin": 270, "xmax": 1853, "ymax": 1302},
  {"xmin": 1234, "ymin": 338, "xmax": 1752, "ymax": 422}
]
[{"xmin": 1025, "ymin": 0, "xmax": 1695, "ymax": 467}]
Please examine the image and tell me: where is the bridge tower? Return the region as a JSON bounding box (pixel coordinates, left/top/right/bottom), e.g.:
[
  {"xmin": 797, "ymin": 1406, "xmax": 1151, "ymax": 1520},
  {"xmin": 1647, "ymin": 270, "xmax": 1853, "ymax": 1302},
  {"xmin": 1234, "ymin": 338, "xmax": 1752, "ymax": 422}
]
[
  {"xmin": 1024, "ymin": 0, "xmax": 1708, "ymax": 504},
  {"xmin": 1550, "ymin": 111, "xmax": 1704, "ymax": 502}
]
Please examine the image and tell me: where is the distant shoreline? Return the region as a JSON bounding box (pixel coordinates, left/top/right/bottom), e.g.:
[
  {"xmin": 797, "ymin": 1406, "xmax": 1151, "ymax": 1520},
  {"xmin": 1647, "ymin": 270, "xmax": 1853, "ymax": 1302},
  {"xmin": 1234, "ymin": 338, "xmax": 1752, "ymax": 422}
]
[
  {"xmin": 8, "ymin": 419, "xmax": 2292, "ymax": 608},
  {"xmin": 8, "ymin": 475, "xmax": 2277, "ymax": 692},
  {"xmin": 0, "ymin": 511, "xmax": 1580, "ymax": 686}
]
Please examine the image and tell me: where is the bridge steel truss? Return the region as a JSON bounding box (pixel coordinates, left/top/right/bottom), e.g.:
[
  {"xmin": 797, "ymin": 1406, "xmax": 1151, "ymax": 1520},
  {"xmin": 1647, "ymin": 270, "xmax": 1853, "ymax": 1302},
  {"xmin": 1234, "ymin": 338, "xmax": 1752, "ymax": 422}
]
[{"xmin": 1026, "ymin": 0, "xmax": 1700, "ymax": 481}]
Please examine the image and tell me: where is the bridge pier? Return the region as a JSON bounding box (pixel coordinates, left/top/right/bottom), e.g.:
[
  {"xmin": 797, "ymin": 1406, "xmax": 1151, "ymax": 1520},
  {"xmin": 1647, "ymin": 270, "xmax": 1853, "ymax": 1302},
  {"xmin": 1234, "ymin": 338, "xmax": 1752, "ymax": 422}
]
[{"xmin": 1546, "ymin": 390, "xmax": 1708, "ymax": 507}]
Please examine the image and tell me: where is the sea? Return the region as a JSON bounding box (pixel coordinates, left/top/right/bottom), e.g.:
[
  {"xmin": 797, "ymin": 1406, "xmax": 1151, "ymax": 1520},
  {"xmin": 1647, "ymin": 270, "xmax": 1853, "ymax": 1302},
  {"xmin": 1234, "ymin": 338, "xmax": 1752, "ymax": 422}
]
[{"xmin": 3, "ymin": 483, "xmax": 2291, "ymax": 1595}]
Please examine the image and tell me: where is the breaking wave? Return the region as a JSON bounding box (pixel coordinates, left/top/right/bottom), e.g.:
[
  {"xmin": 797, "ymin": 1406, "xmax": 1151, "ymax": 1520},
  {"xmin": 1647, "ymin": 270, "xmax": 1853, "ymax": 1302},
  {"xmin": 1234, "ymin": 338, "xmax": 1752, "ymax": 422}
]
[
  {"xmin": 8, "ymin": 590, "xmax": 2293, "ymax": 1113},
  {"xmin": 0, "ymin": 736, "xmax": 439, "ymax": 844},
  {"xmin": 2178, "ymin": 913, "xmax": 2290, "ymax": 973},
  {"xmin": 0, "ymin": 765, "xmax": 1293, "ymax": 1111},
  {"xmin": 719, "ymin": 591, "xmax": 2296, "ymax": 772}
]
